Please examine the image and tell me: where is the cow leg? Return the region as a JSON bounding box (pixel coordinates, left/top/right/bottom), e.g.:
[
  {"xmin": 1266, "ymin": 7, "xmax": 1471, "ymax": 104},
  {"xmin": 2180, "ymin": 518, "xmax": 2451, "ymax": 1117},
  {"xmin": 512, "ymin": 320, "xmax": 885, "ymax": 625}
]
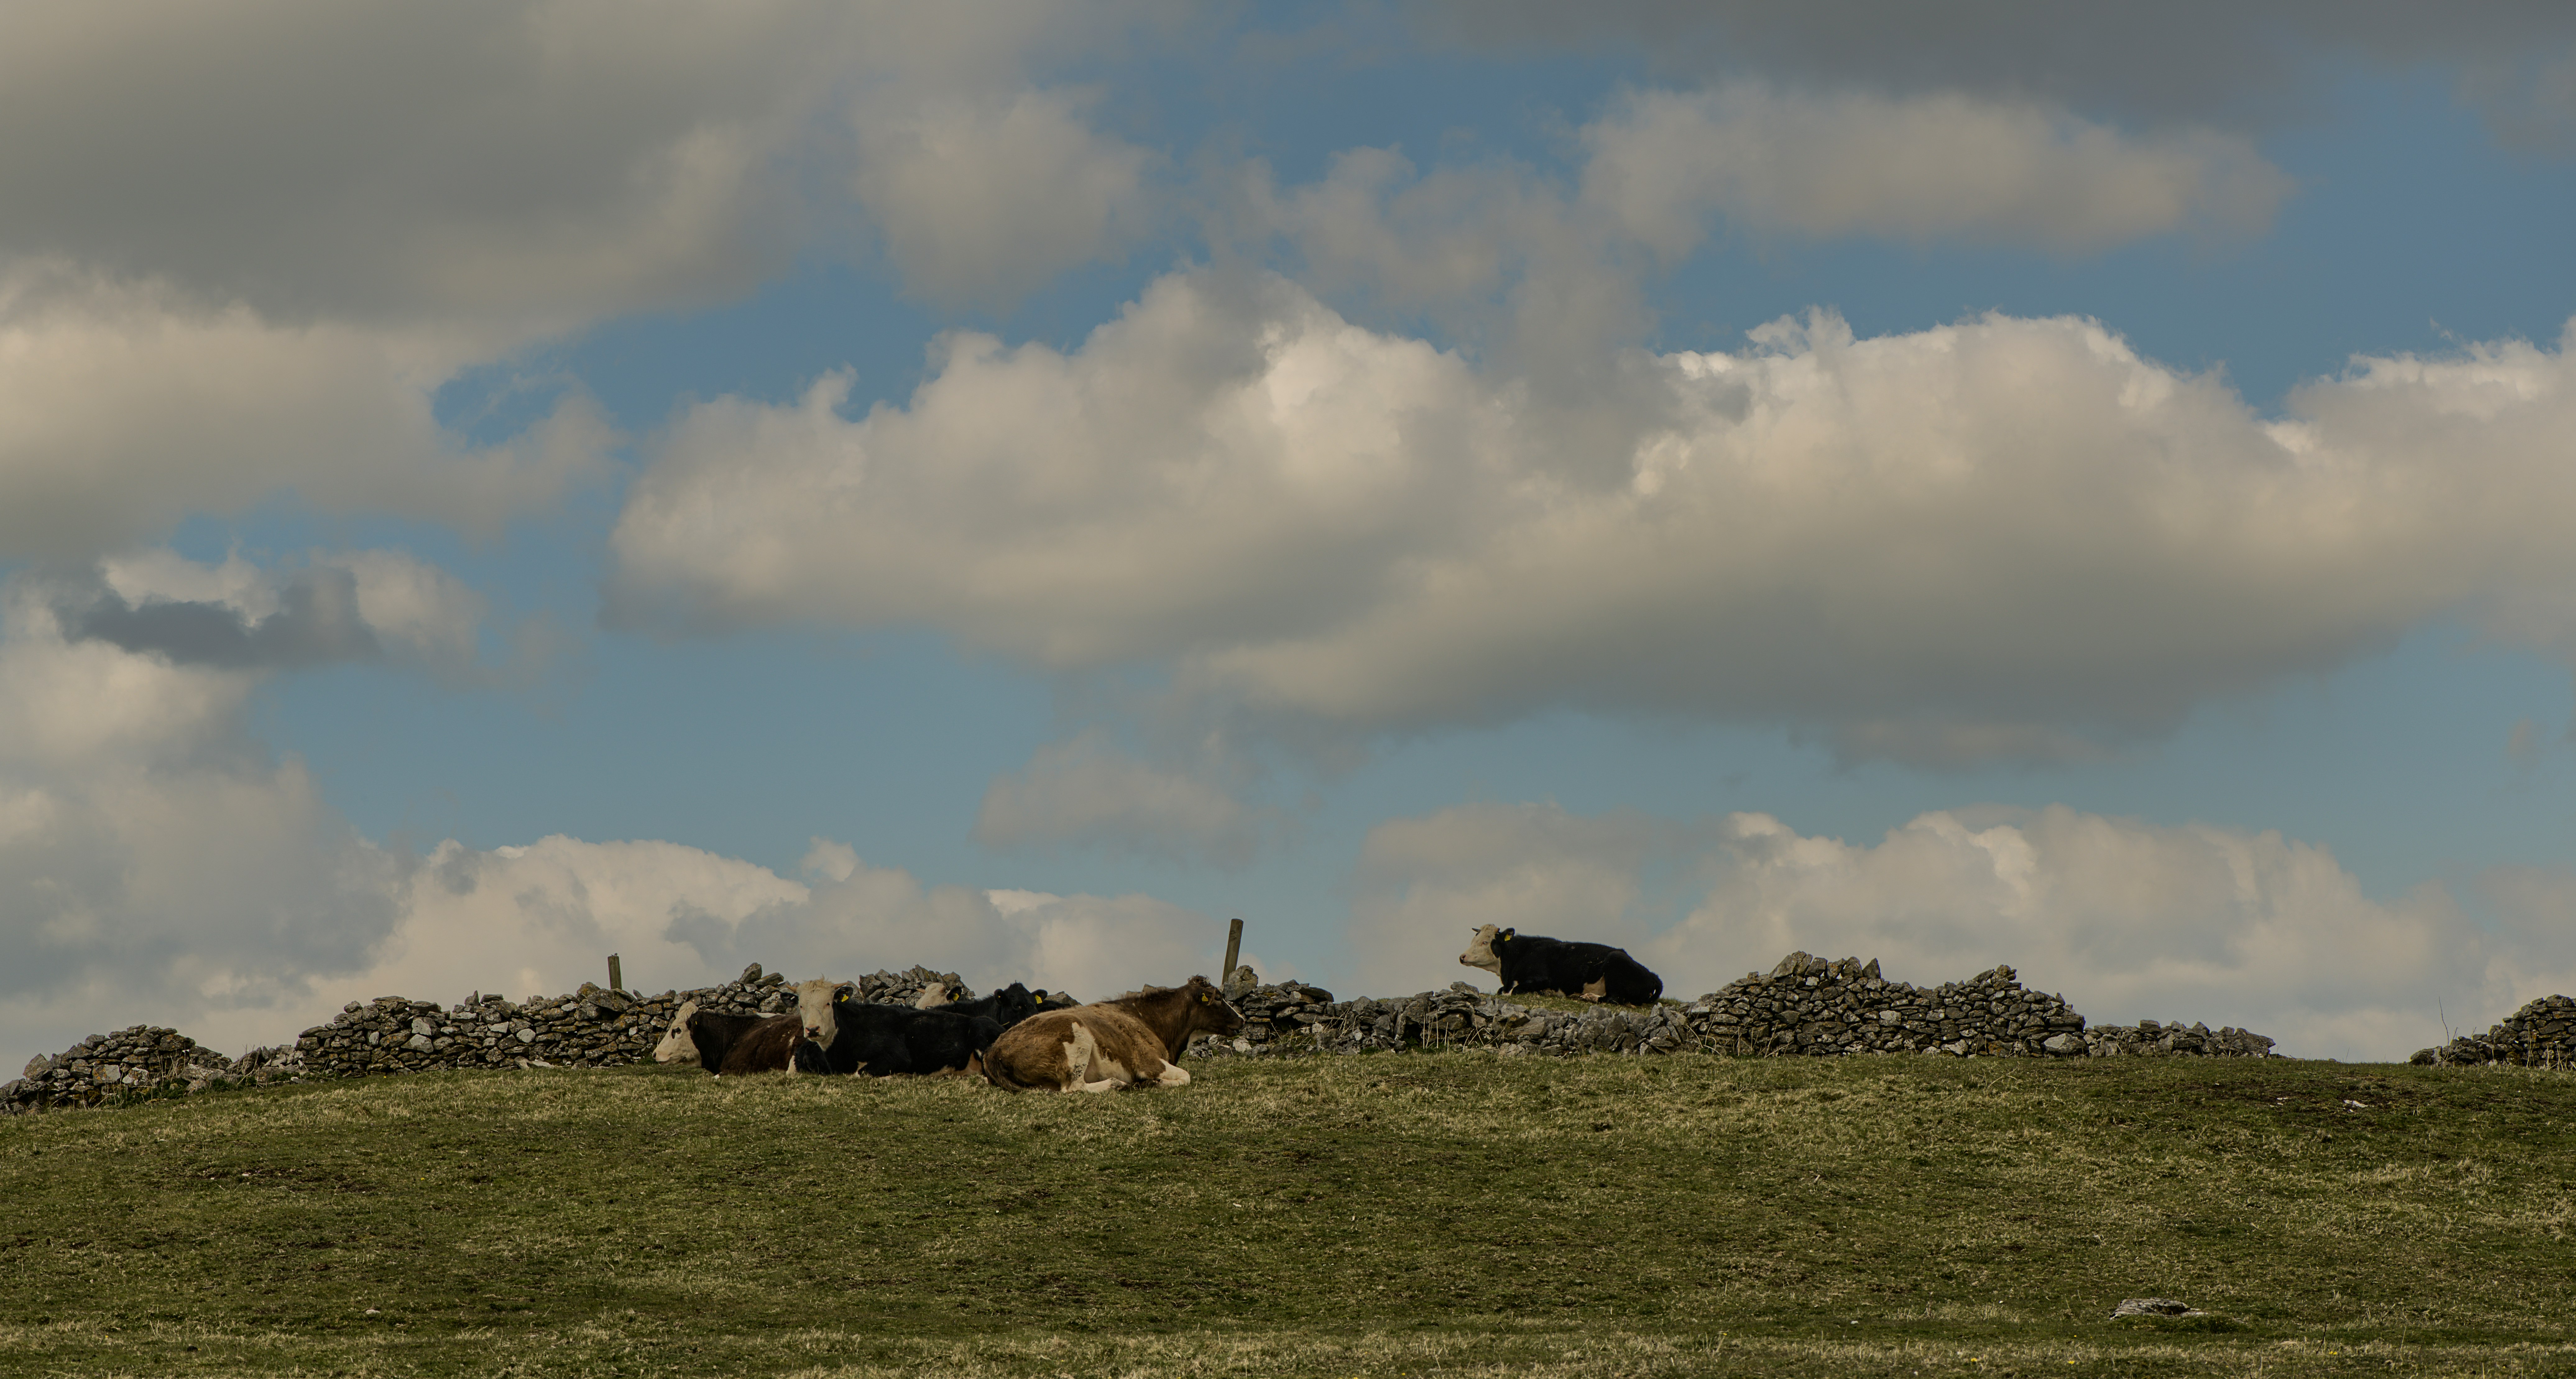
[
  {"xmin": 1056, "ymin": 1024, "xmax": 1104, "ymax": 1093},
  {"xmin": 1149, "ymin": 1060, "xmax": 1191, "ymax": 1088}
]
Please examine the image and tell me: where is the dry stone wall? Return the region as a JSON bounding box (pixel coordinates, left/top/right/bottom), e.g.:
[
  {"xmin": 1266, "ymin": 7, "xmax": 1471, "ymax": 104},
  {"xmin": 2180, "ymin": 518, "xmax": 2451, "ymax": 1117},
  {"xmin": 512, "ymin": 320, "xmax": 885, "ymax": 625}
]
[
  {"xmin": 288, "ymin": 963, "xmax": 969, "ymax": 1080},
  {"xmin": 35, "ymin": 950, "xmax": 2532, "ymax": 1118},
  {"xmin": 0, "ymin": 962, "xmax": 968, "ymax": 1115},
  {"xmin": 1201, "ymin": 951, "xmax": 2276, "ymax": 1061},
  {"xmin": 2412, "ymin": 994, "xmax": 2576, "ymax": 1067}
]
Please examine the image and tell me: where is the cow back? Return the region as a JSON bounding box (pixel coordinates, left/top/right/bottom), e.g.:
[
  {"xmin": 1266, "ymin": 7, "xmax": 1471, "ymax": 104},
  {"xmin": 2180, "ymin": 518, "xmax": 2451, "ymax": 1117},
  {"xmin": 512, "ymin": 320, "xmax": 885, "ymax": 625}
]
[
  {"xmin": 714, "ymin": 1013, "xmax": 807, "ymax": 1075},
  {"xmin": 683, "ymin": 1009, "xmax": 777, "ymax": 1075}
]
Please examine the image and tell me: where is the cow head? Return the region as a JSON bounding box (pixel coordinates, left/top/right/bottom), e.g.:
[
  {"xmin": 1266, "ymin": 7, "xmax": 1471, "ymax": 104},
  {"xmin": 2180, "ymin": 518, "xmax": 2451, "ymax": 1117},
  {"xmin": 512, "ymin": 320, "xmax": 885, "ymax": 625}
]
[
  {"xmin": 911, "ymin": 983, "xmax": 948, "ymax": 1010},
  {"xmin": 989, "ymin": 982, "xmax": 1039, "ymax": 1026},
  {"xmin": 1459, "ymin": 924, "xmax": 1509, "ymax": 977},
  {"xmin": 795, "ymin": 978, "xmax": 855, "ymax": 1044},
  {"xmin": 652, "ymin": 1000, "xmax": 702, "ymax": 1063},
  {"xmin": 1181, "ymin": 974, "xmax": 1246, "ymax": 1039}
]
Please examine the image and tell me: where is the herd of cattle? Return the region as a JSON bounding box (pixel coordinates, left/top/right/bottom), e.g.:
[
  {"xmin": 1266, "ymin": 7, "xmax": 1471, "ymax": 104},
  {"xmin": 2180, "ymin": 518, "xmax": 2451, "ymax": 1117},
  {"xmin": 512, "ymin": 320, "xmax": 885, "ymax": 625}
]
[
  {"xmin": 654, "ymin": 974, "xmax": 1248, "ymax": 1092},
  {"xmin": 654, "ymin": 926, "xmax": 1665, "ymax": 1092}
]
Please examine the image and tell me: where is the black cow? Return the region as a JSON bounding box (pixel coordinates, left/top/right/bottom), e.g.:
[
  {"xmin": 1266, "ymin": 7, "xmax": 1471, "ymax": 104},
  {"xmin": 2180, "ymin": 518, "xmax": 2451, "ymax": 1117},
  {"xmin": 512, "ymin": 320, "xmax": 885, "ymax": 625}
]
[
  {"xmin": 655, "ymin": 1001, "xmax": 807, "ymax": 1076},
  {"xmin": 930, "ymin": 981, "xmax": 1044, "ymax": 1030},
  {"xmin": 795, "ymin": 978, "xmax": 1003, "ymax": 1076},
  {"xmin": 1458, "ymin": 924, "xmax": 1663, "ymax": 1006}
]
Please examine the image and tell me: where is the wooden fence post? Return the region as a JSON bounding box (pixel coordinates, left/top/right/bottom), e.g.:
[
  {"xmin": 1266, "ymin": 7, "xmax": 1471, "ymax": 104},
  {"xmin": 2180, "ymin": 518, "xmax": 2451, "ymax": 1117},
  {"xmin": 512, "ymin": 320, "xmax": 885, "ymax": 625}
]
[
  {"xmin": 1221, "ymin": 918, "xmax": 1244, "ymax": 983},
  {"xmin": 607, "ymin": 954, "xmax": 623, "ymax": 991}
]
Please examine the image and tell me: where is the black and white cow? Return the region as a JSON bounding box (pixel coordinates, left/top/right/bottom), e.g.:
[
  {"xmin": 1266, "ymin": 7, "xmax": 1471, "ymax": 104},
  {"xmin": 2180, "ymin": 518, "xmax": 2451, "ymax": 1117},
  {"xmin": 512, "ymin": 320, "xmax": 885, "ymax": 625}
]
[
  {"xmin": 1459, "ymin": 924, "xmax": 1663, "ymax": 1006},
  {"xmin": 794, "ymin": 978, "xmax": 1004, "ymax": 1076},
  {"xmin": 655, "ymin": 1000, "xmax": 810, "ymax": 1075}
]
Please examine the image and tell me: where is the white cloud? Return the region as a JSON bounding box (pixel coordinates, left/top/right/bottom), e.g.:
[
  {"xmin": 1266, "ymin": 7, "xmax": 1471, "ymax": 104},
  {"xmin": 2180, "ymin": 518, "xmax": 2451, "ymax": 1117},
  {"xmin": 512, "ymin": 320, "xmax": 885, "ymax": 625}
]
[
  {"xmin": 975, "ymin": 729, "xmax": 1269, "ymax": 867},
  {"xmin": 372, "ymin": 844, "xmax": 1223, "ymax": 1043},
  {"xmin": 1580, "ymin": 85, "xmax": 2290, "ymax": 255},
  {"xmin": 0, "ymin": 577, "xmax": 412, "ymax": 1066},
  {"xmin": 671, "ymin": 861, "xmax": 1220, "ymax": 1007},
  {"xmin": 610, "ymin": 267, "xmax": 2576, "ymax": 765},
  {"xmin": 0, "ymin": 268, "xmax": 612, "ymax": 561},
  {"xmin": 1650, "ymin": 806, "xmax": 2500, "ymax": 1061},
  {"xmin": 1349, "ymin": 798, "xmax": 2552, "ymax": 1061},
  {"xmin": 0, "ymin": 269, "xmax": 613, "ymax": 562},
  {"xmin": 0, "ymin": 644, "xmax": 1225, "ymax": 1062},
  {"xmin": 2469, "ymin": 866, "xmax": 2576, "ymax": 1014},
  {"xmin": 609, "ymin": 270, "xmax": 1508, "ymax": 660},
  {"xmin": 1348, "ymin": 803, "xmax": 1665, "ymax": 996},
  {"xmin": 855, "ymin": 89, "xmax": 1158, "ymax": 311}
]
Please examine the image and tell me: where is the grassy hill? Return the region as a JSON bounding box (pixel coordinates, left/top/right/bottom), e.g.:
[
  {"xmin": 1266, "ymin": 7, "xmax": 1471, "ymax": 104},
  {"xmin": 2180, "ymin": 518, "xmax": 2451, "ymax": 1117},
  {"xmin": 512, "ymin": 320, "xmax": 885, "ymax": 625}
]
[{"xmin": 3, "ymin": 1050, "xmax": 2573, "ymax": 1377}]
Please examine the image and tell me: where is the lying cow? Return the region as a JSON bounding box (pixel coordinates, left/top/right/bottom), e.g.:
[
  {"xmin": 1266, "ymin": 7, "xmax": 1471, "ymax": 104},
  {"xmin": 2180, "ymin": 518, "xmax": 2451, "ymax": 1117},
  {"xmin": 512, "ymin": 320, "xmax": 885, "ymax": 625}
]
[
  {"xmin": 794, "ymin": 978, "xmax": 1002, "ymax": 1077},
  {"xmin": 930, "ymin": 981, "xmax": 1044, "ymax": 1030},
  {"xmin": 1459, "ymin": 924, "xmax": 1663, "ymax": 1006},
  {"xmin": 654, "ymin": 1000, "xmax": 810, "ymax": 1075},
  {"xmin": 983, "ymin": 975, "xmax": 1243, "ymax": 1093}
]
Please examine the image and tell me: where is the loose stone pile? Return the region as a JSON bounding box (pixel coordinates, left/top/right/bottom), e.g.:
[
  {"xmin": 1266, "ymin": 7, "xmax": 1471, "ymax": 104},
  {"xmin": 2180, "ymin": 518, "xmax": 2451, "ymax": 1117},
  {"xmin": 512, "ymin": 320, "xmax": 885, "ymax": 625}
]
[
  {"xmin": 2081, "ymin": 1020, "xmax": 2276, "ymax": 1059},
  {"xmin": 2411, "ymin": 994, "xmax": 2576, "ymax": 1067},
  {"xmin": 8, "ymin": 1026, "xmax": 302, "ymax": 1112},
  {"xmin": 1685, "ymin": 953, "xmax": 2090, "ymax": 1057}
]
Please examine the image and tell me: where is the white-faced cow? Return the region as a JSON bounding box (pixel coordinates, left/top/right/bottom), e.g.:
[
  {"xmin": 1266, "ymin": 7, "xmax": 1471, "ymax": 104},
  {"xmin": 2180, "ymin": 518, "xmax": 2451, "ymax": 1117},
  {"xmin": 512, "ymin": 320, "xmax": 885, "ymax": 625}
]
[
  {"xmin": 792, "ymin": 977, "xmax": 1001, "ymax": 1077},
  {"xmin": 1459, "ymin": 924, "xmax": 1663, "ymax": 1006},
  {"xmin": 982, "ymin": 975, "xmax": 1244, "ymax": 1093}
]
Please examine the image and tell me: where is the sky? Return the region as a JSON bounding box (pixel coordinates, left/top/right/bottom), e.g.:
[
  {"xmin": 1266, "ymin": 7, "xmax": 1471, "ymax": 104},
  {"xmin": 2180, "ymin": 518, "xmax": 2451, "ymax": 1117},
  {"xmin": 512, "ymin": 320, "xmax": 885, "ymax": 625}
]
[{"xmin": 6, "ymin": 1, "xmax": 2576, "ymax": 1066}]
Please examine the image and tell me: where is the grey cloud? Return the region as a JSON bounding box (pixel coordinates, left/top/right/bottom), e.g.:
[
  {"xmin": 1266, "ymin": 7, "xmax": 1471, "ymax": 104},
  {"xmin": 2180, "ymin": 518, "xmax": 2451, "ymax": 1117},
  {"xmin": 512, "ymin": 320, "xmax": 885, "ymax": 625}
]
[
  {"xmin": 58, "ymin": 566, "xmax": 380, "ymax": 671},
  {"xmin": 0, "ymin": 3, "xmax": 1137, "ymax": 334},
  {"xmin": 1408, "ymin": 1, "xmax": 2576, "ymax": 138},
  {"xmin": 973, "ymin": 729, "xmax": 1272, "ymax": 868}
]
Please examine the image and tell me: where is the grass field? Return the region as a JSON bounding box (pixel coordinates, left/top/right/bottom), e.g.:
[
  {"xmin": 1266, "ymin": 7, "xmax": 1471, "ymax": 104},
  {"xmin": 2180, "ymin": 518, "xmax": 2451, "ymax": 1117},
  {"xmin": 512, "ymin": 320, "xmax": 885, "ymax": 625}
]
[{"xmin": 4, "ymin": 1050, "xmax": 2574, "ymax": 1377}]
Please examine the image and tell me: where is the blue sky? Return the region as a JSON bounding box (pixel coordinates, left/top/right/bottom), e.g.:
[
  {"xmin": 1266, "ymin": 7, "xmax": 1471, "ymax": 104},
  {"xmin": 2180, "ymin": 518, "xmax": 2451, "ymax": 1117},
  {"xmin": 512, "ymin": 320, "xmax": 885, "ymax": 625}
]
[{"xmin": 6, "ymin": 2, "xmax": 2575, "ymax": 1064}]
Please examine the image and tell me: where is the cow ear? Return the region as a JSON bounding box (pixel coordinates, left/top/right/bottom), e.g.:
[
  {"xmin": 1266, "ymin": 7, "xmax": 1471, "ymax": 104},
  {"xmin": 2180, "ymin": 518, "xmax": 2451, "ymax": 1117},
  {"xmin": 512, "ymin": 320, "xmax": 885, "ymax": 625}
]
[
  {"xmin": 1501, "ymin": 927, "xmax": 1515, "ymax": 939},
  {"xmin": 1198, "ymin": 992, "xmax": 1212, "ymax": 1004}
]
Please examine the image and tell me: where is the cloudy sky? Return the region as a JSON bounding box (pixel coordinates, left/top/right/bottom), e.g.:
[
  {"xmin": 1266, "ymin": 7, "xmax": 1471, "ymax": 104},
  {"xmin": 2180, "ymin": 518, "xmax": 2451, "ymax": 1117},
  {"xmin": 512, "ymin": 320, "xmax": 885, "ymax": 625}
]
[{"xmin": 6, "ymin": 1, "xmax": 2575, "ymax": 1065}]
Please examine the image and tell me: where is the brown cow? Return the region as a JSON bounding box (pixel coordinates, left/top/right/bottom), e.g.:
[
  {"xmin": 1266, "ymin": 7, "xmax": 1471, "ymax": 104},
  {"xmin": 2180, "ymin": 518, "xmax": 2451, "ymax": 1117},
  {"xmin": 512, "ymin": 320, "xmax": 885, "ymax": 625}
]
[
  {"xmin": 982, "ymin": 975, "xmax": 1243, "ymax": 1093},
  {"xmin": 706, "ymin": 1010, "xmax": 809, "ymax": 1076}
]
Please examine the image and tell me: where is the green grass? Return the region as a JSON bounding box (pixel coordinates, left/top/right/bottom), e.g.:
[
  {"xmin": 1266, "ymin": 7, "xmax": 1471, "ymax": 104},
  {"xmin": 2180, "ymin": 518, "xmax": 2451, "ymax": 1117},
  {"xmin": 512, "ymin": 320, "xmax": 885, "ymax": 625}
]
[{"xmin": 4, "ymin": 1052, "xmax": 2574, "ymax": 1377}]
